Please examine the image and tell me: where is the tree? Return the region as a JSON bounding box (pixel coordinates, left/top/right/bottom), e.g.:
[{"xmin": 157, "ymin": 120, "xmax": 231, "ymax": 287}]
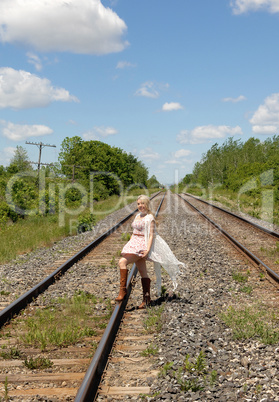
[
  {"xmin": 58, "ymin": 138, "xmax": 149, "ymax": 196},
  {"xmin": 147, "ymin": 175, "xmax": 161, "ymax": 188},
  {"xmin": 8, "ymin": 146, "xmax": 32, "ymax": 173}
]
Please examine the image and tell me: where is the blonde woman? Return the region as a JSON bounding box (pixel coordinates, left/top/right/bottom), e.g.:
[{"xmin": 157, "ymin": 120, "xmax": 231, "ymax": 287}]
[{"xmin": 115, "ymin": 195, "xmax": 185, "ymax": 309}]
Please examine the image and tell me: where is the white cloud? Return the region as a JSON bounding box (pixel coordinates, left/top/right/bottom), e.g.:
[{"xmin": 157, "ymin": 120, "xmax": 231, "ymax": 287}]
[
  {"xmin": 250, "ymin": 93, "xmax": 279, "ymax": 134},
  {"xmin": 83, "ymin": 126, "xmax": 118, "ymax": 141},
  {"xmin": 116, "ymin": 61, "xmax": 136, "ymax": 69},
  {"xmin": 0, "ymin": 0, "xmax": 128, "ymax": 54},
  {"xmin": 230, "ymin": 0, "xmax": 279, "ymax": 14},
  {"xmin": 135, "ymin": 81, "xmax": 169, "ymax": 99},
  {"xmin": 177, "ymin": 125, "xmax": 243, "ymax": 144},
  {"xmin": 0, "ymin": 67, "xmax": 79, "ymax": 109},
  {"xmin": 27, "ymin": 52, "xmax": 43, "ymax": 71},
  {"xmin": 222, "ymin": 95, "xmax": 246, "ymax": 103},
  {"xmin": 165, "ymin": 149, "xmax": 192, "ymax": 165},
  {"xmin": 0, "ymin": 120, "xmax": 53, "ymax": 141},
  {"xmin": 173, "ymin": 149, "xmax": 192, "ymax": 158},
  {"xmin": 162, "ymin": 102, "xmax": 183, "ymax": 112},
  {"xmin": 135, "ymin": 82, "xmax": 160, "ymax": 99},
  {"xmin": 139, "ymin": 148, "xmax": 160, "ymax": 160},
  {"xmin": 0, "ymin": 147, "xmax": 16, "ymax": 166}
]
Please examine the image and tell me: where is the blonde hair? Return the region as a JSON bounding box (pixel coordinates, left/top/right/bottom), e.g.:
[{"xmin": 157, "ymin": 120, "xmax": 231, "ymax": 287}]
[{"xmin": 137, "ymin": 194, "xmax": 152, "ymax": 215}]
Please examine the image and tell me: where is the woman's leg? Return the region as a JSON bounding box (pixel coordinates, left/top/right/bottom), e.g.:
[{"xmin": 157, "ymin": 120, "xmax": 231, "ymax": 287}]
[
  {"xmin": 116, "ymin": 254, "xmax": 142, "ymax": 301},
  {"xmin": 135, "ymin": 258, "xmax": 148, "ymax": 278},
  {"xmin": 136, "ymin": 258, "xmax": 151, "ymax": 309}
]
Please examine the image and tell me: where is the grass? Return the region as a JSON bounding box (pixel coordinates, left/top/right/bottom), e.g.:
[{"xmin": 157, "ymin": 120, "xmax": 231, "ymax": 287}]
[
  {"xmin": 159, "ymin": 351, "xmax": 218, "ymax": 393},
  {"xmin": 14, "ymin": 290, "xmax": 111, "ymax": 351},
  {"xmin": 184, "ymin": 187, "xmax": 279, "ymax": 227},
  {"xmin": 260, "ymin": 242, "xmax": 279, "ymax": 260},
  {"xmin": 0, "ymin": 347, "xmax": 22, "ymax": 360},
  {"xmin": 143, "ymin": 305, "xmax": 165, "ymax": 333},
  {"xmin": 24, "ymin": 356, "xmax": 53, "ymax": 370},
  {"xmin": 0, "ymin": 188, "xmax": 161, "ymax": 264},
  {"xmin": 0, "ymin": 214, "xmax": 69, "ymax": 263},
  {"xmin": 232, "ymin": 270, "xmax": 250, "ymax": 283},
  {"xmin": 220, "ymin": 304, "xmax": 279, "ymax": 344},
  {"xmin": 140, "ymin": 343, "xmax": 159, "ymax": 357}
]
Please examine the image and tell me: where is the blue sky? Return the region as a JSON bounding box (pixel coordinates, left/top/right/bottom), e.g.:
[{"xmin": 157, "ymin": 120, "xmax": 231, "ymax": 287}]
[{"xmin": 0, "ymin": 0, "xmax": 279, "ymax": 185}]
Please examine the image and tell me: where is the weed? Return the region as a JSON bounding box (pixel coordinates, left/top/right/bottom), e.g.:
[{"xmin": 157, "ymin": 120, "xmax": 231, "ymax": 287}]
[
  {"xmin": 0, "ymin": 347, "xmax": 22, "ymax": 359},
  {"xmin": 121, "ymin": 232, "xmax": 131, "ymax": 241},
  {"xmin": 0, "ymin": 291, "xmax": 10, "ymax": 296},
  {"xmin": 139, "ymin": 391, "xmax": 160, "ymax": 400},
  {"xmin": 143, "ymin": 305, "xmax": 165, "ymax": 333},
  {"xmin": 24, "ymin": 356, "xmax": 53, "ymax": 369},
  {"xmin": 161, "ymin": 285, "xmax": 167, "ymax": 297},
  {"xmin": 159, "ymin": 361, "xmax": 174, "ymax": 377},
  {"xmin": 220, "ymin": 305, "xmax": 279, "ymax": 344},
  {"xmin": 210, "ymin": 370, "xmax": 218, "ymax": 386},
  {"xmin": 239, "ymin": 285, "xmax": 253, "ymax": 295},
  {"xmin": 3, "ymin": 377, "xmax": 8, "ymax": 401},
  {"xmin": 20, "ymin": 290, "xmax": 110, "ymax": 350},
  {"xmin": 159, "ymin": 351, "xmax": 218, "ymax": 393},
  {"xmin": 140, "ymin": 343, "xmax": 159, "ymax": 357},
  {"xmin": 232, "ymin": 271, "xmax": 249, "ymax": 283},
  {"xmin": 255, "ymin": 384, "xmax": 262, "ymax": 394}
]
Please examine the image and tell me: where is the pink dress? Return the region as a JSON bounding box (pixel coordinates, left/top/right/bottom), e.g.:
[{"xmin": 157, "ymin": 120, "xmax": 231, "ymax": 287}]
[{"xmin": 121, "ymin": 215, "xmax": 147, "ymax": 257}]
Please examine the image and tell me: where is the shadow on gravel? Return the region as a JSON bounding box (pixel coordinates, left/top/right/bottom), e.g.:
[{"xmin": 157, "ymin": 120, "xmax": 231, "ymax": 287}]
[{"xmin": 126, "ymin": 293, "xmax": 188, "ymax": 312}]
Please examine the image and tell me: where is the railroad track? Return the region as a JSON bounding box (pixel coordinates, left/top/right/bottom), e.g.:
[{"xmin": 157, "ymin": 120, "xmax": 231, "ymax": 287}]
[
  {"xmin": 180, "ymin": 193, "xmax": 279, "ymax": 284},
  {"xmin": 0, "ymin": 192, "xmax": 164, "ymax": 401},
  {"xmin": 1, "ymin": 191, "xmax": 279, "ymax": 401},
  {"xmin": 90, "ymin": 192, "xmax": 279, "ymax": 401}
]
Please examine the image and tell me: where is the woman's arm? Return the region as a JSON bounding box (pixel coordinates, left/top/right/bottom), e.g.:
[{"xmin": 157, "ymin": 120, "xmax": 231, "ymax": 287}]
[{"xmin": 139, "ymin": 220, "xmax": 155, "ymax": 259}]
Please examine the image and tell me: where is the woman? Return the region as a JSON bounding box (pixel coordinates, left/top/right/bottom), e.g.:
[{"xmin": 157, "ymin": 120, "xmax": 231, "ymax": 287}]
[{"xmin": 115, "ymin": 194, "xmax": 185, "ymax": 308}]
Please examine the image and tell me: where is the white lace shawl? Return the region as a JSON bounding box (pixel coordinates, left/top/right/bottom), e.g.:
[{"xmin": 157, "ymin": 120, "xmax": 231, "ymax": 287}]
[{"xmin": 143, "ymin": 214, "xmax": 185, "ymax": 295}]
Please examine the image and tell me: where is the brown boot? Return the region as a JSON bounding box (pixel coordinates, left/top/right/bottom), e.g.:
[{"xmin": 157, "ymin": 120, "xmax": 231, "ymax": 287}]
[
  {"xmin": 115, "ymin": 269, "xmax": 128, "ymax": 301},
  {"xmin": 138, "ymin": 278, "xmax": 151, "ymax": 309}
]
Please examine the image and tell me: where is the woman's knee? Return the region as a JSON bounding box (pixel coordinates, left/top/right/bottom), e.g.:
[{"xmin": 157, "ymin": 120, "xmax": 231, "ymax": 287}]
[{"xmin": 119, "ymin": 257, "xmax": 127, "ymax": 269}]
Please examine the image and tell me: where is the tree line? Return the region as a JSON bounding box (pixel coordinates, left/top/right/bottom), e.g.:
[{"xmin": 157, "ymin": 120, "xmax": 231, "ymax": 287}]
[
  {"xmin": 0, "ymin": 138, "xmax": 161, "ymax": 225},
  {"xmin": 180, "ymin": 136, "xmax": 279, "ymax": 195}
]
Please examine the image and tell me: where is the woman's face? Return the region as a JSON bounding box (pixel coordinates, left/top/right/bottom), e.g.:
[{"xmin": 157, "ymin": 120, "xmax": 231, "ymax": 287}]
[{"xmin": 137, "ymin": 198, "xmax": 147, "ymax": 214}]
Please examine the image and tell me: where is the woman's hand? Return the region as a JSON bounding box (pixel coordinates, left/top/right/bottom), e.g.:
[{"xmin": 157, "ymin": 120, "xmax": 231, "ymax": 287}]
[{"xmin": 138, "ymin": 249, "xmax": 149, "ymax": 259}]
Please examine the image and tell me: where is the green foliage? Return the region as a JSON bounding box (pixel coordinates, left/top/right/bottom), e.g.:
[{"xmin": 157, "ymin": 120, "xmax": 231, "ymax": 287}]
[
  {"xmin": 181, "ymin": 135, "xmax": 279, "ymax": 191},
  {"xmin": 20, "ymin": 291, "xmax": 108, "ymax": 350},
  {"xmin": 232, "ymin": 270, "xmax": 249, "ymax": 283},
  {"xmin": 8, "ymin": 146, "xmax": 32, "ymax": 172},
  {"xmin": 24, "ymin": 356, "xmax": 53, "ymax": 370},
  {"xmin": 147, "ymin": 175, "xmax": 161, "ymax": 188},
  {"xmin": 143, "ymin": 305, "xmax": 165, "ymax": 333},
  {"xmin": 0, "ymin": 347, "xmax": 22, "ymax": 359},
  {"xmin": 77, "ymin": 212, "xmax": 96, "ymax": 233},
  {"xmin": 159, "ymin": 351, "xmax": 218, "ymax": 393},
  {"xmin": 220, "ymin": 305, "xmax": 279, "ymax": 344},
  {"xmin": 59, "ymin": 137, "xmax": 149, "ymax": 197},
  {"xmin": 140, "ymin": 343, "xmax": 159, "ymax": 357},
  {"xmin": 121, "ymin": 232, "xmax": 131, "ymax": 241}
]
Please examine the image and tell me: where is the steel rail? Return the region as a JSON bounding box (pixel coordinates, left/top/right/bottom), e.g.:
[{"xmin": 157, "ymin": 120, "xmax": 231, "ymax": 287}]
[
  {"xmin": 183, "ymin": 192, "xmax": 279, "ymax": 239},
  {"xmin": 0, "ymin": 192, "xmax": 161, "ymax": 328},
  {"xmin": 74, "ymin": 192, "xmax": 166, "ymax": 402},
  {"xmin": 178, "ymin": 194, "xmax": 279, "ymax": 283}
]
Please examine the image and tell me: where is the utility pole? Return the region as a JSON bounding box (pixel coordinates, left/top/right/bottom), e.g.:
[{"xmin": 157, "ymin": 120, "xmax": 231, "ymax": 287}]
[
  {"xmin": 25, "ymin": 141, "xmax": 56, "ymax": 171},
  {"xmin": 62, "ymin": 164, "xmax": 87, "ymax": 181}
]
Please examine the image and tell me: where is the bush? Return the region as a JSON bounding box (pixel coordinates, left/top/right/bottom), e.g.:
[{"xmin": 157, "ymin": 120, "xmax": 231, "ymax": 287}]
[{"xmin": 77, "ymin": 212, "xmax": 96, "ymax": 233}]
